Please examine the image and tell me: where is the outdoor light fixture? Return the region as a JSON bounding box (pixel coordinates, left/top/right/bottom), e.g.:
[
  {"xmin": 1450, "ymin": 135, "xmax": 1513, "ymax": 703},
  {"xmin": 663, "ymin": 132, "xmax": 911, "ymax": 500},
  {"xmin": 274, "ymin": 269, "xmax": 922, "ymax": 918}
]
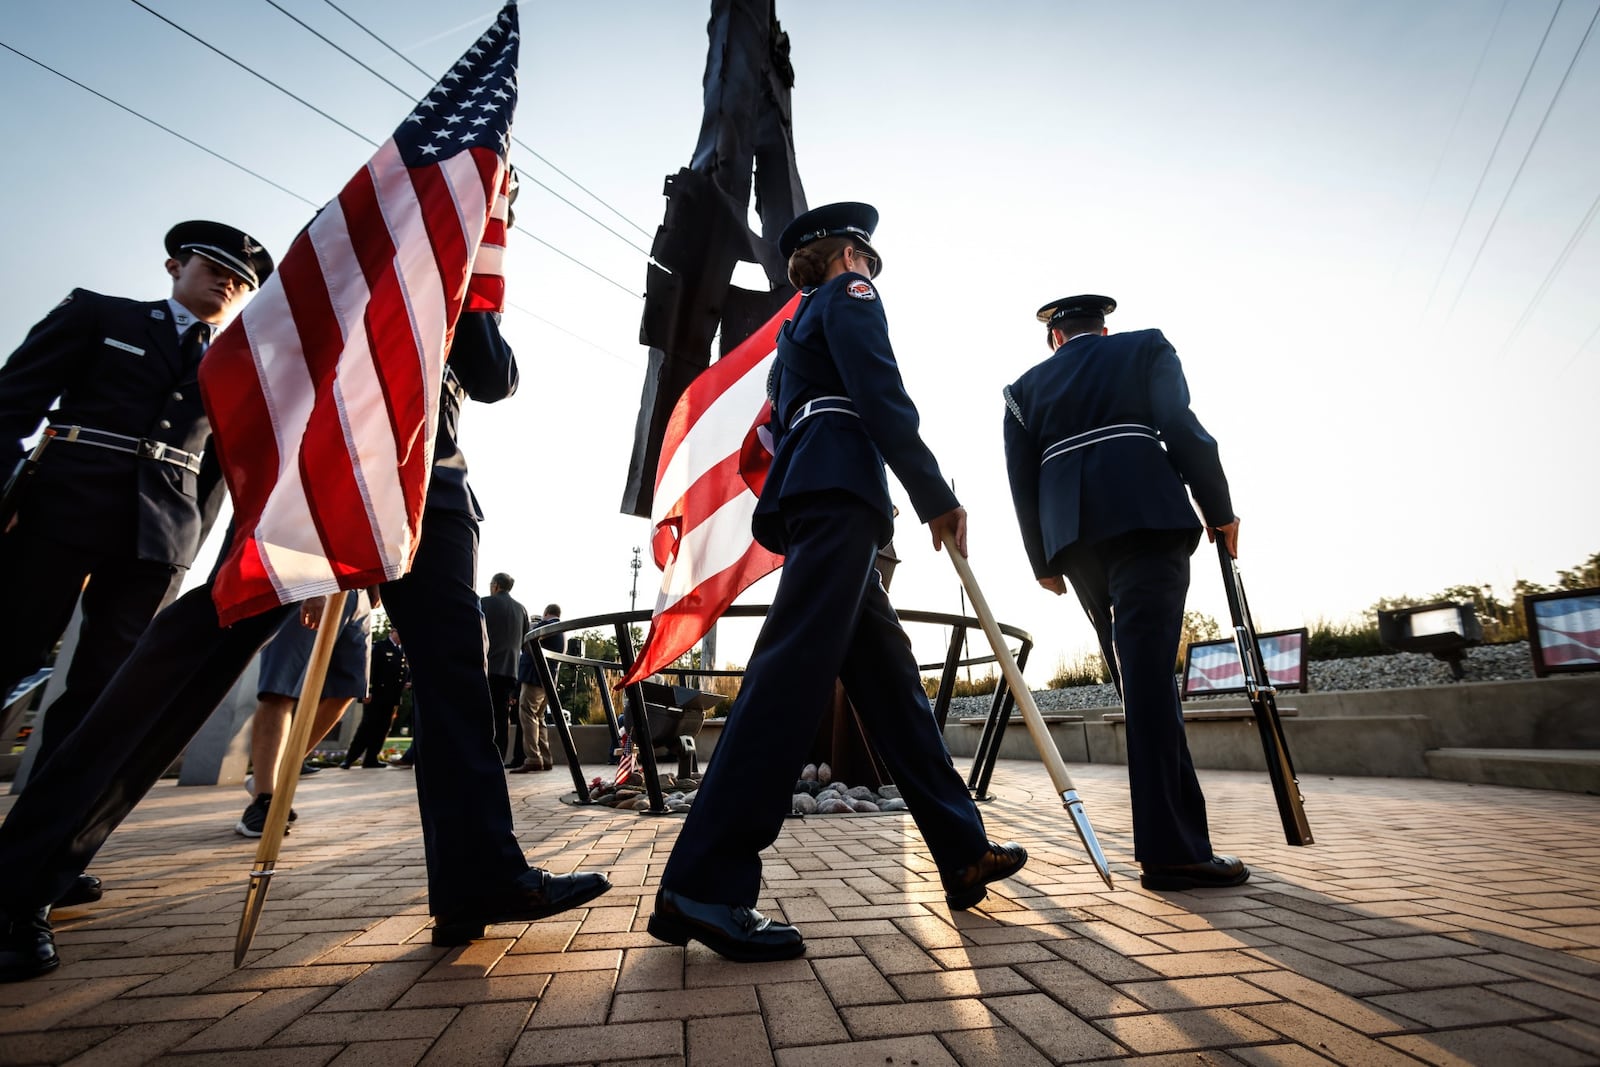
[
  {"xmin": 1377, "ymin": 601, "xmax": 1483, "ymax": 679},
  {"xmin": 1523, "ymin": 587, "xmax": 1600, "ymax": 678}
]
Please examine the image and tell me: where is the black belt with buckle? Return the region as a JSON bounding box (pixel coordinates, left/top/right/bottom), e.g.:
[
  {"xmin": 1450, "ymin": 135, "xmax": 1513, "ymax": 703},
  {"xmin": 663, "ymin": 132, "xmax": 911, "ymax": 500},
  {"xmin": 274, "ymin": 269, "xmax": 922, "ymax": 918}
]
[{"xmin": 48, "ymin": 424, "xmax": 204, "ymax": 475}]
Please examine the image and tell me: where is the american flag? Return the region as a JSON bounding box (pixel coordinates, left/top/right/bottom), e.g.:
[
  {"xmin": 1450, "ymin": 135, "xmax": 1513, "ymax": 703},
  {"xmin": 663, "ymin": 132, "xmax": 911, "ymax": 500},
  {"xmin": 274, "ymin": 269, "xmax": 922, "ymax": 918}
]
[
  {"xmin": 200, "ymin": 5, "xmax": 519, "ymax": 625},
  {"xmin": 1184, "ymin": 631, "xmax": 1305, "ymax": 694},
  {"xmin": 1533, "ymin": 594, "xmax": 1600, "ymax": 668},
  {"xmin": 618, "ymin": 294, "xmax": 800, "ymax": 687},
  {"xmin": 614, "ymin": 727, "xmax": 636, "ymax": 786}
]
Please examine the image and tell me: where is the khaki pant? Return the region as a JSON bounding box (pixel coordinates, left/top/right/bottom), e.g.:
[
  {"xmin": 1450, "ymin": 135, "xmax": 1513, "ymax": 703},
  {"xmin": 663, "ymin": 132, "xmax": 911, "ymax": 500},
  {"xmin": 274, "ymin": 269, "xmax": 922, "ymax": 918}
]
[{"xmin": 517, "ymin": 683, "xmax": 552, "ymax": 769}]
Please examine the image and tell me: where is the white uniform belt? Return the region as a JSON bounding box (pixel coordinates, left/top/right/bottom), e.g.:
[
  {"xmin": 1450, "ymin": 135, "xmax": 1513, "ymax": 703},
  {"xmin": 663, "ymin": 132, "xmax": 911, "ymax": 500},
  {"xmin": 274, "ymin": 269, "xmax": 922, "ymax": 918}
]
[
  {"xmin": 48, "ymin": 424, "xmax": 204, "ymax": 475},
  {"xmin": 789, "ymin": 395, "xmax": 858, "ymax": 429},
  {"xmin": 1042, "ymin": 423, "xmax": 1158, "ymax": 465}
]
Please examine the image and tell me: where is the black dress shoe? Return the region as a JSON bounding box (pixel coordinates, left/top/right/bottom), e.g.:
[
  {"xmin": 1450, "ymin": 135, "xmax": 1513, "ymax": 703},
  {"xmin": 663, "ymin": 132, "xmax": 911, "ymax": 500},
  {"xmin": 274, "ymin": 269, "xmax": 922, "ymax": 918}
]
[
  {"xmin": 53, "ymin": 874, "xmax": 103, "ymax": 908},
  {"xmin": 0, "ymin": 908, "xmax": 59, "ymax": 983},
  {"xmin": 431, "ymin": 867, "xmax": 613, "ymax": 946},
  {"xmin": 1141, "ymin": 854, "xmax": 1251, "ymax": 890},
  {"xmin": 647, "ymin": 888, "xmax": 805, "ymax": 962},
  {"xmin": 942, "ymin": 841, "xmax": 1028, "ymax": 910}
]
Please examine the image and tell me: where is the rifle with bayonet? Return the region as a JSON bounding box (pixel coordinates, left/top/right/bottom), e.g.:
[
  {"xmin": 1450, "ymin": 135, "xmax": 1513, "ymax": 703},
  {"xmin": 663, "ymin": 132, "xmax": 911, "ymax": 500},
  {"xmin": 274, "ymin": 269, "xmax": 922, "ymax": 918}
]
[
  {"xmin": 0, "ymin": 429, "xmax": 56, "ymax": 531},
  {"xmin": 1216, "ymin": 541, "xmax": 1314, "ymax": 846}
]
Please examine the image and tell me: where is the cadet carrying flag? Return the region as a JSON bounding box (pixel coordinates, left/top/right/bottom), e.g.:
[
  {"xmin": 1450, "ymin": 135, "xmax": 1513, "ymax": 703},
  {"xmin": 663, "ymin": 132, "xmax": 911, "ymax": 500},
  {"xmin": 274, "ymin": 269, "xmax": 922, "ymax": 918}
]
[
  {"xmin": 200, "ymin": 5, "xmax": 518, "ymax": 625},
  {"xmin": 619, "ymin": 294, "xmax": 801, "ymax": 687}
]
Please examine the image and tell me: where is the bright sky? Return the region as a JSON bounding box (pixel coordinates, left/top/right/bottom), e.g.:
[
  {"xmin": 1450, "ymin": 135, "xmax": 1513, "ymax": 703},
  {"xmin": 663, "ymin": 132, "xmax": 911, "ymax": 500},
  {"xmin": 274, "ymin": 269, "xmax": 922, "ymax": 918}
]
[{"xmin": 2, "ymin": 1, "xmax": 1596, "ymax": 685}]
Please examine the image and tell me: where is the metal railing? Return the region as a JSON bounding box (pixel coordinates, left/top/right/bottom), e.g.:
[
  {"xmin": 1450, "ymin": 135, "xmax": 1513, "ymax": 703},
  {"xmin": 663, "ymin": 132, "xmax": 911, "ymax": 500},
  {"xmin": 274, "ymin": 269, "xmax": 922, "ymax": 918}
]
[{"xmin": 526, "ymin": 605, "xmax": 1035, "ymax": 813}]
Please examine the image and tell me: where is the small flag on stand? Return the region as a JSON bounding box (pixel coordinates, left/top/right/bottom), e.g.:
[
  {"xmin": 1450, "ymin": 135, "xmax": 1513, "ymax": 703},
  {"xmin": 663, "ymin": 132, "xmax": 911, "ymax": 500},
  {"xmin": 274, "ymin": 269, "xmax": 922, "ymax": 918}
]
[{"xmin": 615, "ymin": 727, "xmax": 636, "ymax": 786}]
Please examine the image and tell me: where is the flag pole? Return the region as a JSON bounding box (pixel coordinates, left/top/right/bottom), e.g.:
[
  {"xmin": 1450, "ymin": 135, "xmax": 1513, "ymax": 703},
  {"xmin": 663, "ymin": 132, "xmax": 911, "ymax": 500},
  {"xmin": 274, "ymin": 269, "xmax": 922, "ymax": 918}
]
[
  {"xmin": 939, "ymin": 532, "xmax": 1114, "ymax": 889},
  {"xmin": 233, "ymin": 591, "xmax": 350, "ymax": 966}
]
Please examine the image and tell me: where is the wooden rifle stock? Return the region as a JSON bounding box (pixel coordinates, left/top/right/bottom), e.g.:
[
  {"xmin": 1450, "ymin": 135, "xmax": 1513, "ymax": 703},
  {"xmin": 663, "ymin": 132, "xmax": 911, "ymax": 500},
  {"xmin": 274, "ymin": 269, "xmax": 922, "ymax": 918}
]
[{"xmin": 1215, "ymin": 542, "xmax": 1314, "ymax": 846}]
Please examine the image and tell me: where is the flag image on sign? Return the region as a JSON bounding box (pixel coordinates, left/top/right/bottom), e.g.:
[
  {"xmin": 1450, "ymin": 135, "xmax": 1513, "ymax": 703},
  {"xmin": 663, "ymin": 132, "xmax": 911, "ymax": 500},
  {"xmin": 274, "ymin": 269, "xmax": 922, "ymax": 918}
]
[
  {"xmin": 200, "ymin": 4, "xmax": 518, "ymax": 625},
  {"xmin": 619, "ymin": 292, "xmax": 802, "ymax": 688},
  {"xmin": 1182, "ymin": 629, "xmax": 1307, "ymax": 697}
]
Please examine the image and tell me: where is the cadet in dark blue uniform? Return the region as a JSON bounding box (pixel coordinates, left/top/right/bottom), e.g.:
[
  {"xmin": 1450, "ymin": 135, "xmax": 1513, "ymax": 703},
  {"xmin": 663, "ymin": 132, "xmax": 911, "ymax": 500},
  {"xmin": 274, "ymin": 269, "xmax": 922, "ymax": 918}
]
[
  {"xmin": 344, "ymin": 628, "xmax": 409, "ymax": 768},
  {"xmin": 649, "ymin": 203, "xmax": 1026, "ymax": 963},
  {"xmin": 0, "ymin": 222, "xmax": 273, "ymax": 781},
  {"xmin": 1002, "ymin": 295, "xmax": 1248, "ymax": 890},
  {"xmin": 0, "ymin": 312, "xmax": 610, "ymax": 982}
]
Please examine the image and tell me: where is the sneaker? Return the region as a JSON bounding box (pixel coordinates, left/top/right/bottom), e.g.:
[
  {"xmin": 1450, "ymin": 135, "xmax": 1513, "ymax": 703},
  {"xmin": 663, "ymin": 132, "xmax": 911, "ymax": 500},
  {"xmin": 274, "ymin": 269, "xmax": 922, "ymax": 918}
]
[
  {"xmin": 242, "ymin": 776, "xmax": 297, "ymax": 822},
  {"xmin": 235, "ymin": 794, "xmax": 293, "ymax": 838}
]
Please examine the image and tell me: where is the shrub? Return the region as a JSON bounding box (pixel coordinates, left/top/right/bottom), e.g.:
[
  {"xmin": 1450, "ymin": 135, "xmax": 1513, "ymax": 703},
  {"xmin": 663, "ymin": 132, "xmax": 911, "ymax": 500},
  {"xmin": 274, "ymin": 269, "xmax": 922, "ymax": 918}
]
[{"xmin": 1048, "ymin": 651, "xmax": 1108, "ymax": 689}]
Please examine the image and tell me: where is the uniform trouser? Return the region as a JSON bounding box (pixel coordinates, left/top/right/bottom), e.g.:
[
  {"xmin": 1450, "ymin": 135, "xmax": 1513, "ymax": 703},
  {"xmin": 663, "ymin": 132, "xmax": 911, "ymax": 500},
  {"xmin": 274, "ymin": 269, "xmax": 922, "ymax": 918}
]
[
  {"xmin": 517, "ymin": 684, "xmax": 551, "ymax": 768},
  {"xmin": 659, "ymin": 491, "xmax": 989, "ymax": 906},
  {"xmin": 0, "ymin": 506, "xmax": 528, "ymax": 919},
  {"xmin": 346, "ymin": 696, "xmax": 399, "ymax": 766},
  {"xmin": 0, "ymin": 529, "xmax": 183, "ymax": 771},
  {"xmin": 1060, "ymin": 528, "xmax": 1213, "ymax": 866},
  {"xmin": 489, "ymin": 673, "xmax": 520, "ymax": 765}
]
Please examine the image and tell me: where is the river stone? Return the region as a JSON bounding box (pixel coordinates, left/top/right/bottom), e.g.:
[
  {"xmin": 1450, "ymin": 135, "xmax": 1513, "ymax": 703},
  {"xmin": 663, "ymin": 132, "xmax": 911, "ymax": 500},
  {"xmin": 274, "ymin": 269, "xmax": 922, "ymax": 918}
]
[
  {"xmin": 849, "ymin": 799, "xmax": 880, "ymax": 812},
  {"xmin": 816, "ymin": 797, "xmax": 853, "ymax": 814},
  {"xmin": 801, "ymin": 763, "xmax": 819, "ymax": 781},
  {"xmin": 792, "ymin": 793, "xmax": 818, "ymax": 815},
  {"xmin": 818, "ymin": 762, "xmax": 833, "ymax": 784},
  {"xmin": 878, "ymin": 785, "xmax": 902, "ymax": 800},
  {"xmin": 880, "ymin": 797, "xmax": 909, "ymax": 811},
  {"xmin": 845, "ymin": 785, "xmax": 877, "ymax": 801}
]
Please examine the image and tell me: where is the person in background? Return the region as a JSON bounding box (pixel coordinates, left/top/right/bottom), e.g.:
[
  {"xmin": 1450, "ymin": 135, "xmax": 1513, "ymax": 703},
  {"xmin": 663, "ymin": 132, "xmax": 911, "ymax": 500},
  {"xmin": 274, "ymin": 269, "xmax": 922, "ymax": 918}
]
[
  {"xmin": 510, "ymin": 604, "xmax": 563, "ymax": 773},
  {"xmin": 344, "ymin": 627, "xmax": 408, "ymax": 769},
  {"xmin": 481, "ymin": 572, "xmax": 529, "ymax": 768}
]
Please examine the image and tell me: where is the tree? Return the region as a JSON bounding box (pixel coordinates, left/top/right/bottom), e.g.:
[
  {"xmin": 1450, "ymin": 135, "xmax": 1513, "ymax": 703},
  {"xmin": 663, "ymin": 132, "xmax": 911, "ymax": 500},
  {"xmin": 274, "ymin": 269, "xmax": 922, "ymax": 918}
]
[{"xmin": 1176, "ymin": 610, "xmax": 1223, "ymax": 673}]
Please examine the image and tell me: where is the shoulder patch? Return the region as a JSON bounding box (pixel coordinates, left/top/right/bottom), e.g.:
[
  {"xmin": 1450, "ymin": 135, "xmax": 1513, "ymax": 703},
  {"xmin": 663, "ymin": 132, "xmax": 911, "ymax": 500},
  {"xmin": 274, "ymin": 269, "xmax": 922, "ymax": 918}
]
[
  {"xmin": 845, "ymin": 280, "xmax": 877, "ymax": 301},
  {"xmin": 54, "ymin": 291, "xmax": 74, "ymax": 309},
  {"xmin": 1003, "ymin": 385, "xmax": 1027, "ymax": 429}
]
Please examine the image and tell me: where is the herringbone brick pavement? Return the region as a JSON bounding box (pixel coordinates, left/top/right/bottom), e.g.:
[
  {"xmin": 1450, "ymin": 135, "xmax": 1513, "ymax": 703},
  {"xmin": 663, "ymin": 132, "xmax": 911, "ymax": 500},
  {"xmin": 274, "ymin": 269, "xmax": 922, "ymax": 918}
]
[{"xmin": 2, "ymin": 759, "xmax": 1598, "ymax": 1066}]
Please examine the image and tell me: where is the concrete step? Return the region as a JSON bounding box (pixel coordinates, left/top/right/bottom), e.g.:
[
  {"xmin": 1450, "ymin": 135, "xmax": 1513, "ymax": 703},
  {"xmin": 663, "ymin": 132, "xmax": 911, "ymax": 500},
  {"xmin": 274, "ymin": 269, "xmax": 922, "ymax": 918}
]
[{"xmin": 1425, "ymin": 748, "xmax": 1600, "ymax": 794}]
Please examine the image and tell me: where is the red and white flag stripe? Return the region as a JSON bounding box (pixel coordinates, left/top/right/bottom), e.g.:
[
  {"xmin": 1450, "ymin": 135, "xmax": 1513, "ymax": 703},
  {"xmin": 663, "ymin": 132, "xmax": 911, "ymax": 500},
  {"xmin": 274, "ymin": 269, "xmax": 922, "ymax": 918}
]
[{"xmin": 619, "ymin": 294, "xmax": 801, "ymax": 687}]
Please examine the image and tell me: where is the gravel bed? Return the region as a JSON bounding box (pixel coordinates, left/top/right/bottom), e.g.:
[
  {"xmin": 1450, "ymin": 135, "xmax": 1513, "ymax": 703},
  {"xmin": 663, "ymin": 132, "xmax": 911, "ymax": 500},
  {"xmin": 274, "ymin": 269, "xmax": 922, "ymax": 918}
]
[{"xmin": 946, "ymin": 641, "xmax": 1535, "ymax": 717}]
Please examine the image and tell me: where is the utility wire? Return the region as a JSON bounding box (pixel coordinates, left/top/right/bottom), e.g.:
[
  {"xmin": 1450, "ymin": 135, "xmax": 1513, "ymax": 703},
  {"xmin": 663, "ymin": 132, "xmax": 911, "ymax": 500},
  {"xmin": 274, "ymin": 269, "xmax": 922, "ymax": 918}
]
[
  {"xmin": 0, "ymin": 39, "xmax": 319, "ymax": 208},
  {"xmin": 0, "ymin": 38, "xmax": 638, "ymax": 352},
  {"xmin": 1387, "ymin": 0, "xmax": 1508, "ymax": 294},
  {"xmin": 265, "ymin": 0, "xmax": 651, "ymax": 257},
  {"xmin": 125, "ymin": 0, "xmax": 642, "ymax": 297},
  {"xmin": 1556, "ymin": 317, "xmax": 1600, "ymax": 378},
  {"xmin": 1422, "ymin": 0, "xmax": 1565, "ymax": 314},
  {"xmin": 128, "ymin": 0, "xmax": 377, "ymax": 147},
  {"xmin": 1444, "ymin": 0, "xmax": 1599, "ymax": 316},
  {"xmin": 1499, "ymin": 186, "xmax": 1600, "ymax": 358},
  {"xmin": 319, "ymin": 0, "xmax": 656, "ymax": 242},
  {"xmin": 506, "ymin": 300, "xmax": 644, "ymax": 368}
]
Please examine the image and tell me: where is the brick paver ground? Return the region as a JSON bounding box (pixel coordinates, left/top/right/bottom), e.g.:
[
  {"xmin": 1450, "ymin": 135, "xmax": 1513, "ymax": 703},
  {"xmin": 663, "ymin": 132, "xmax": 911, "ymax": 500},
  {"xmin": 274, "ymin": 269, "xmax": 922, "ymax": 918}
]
[{"xmin": 2, "ymin": 759, "xmax": 1598, "ymax": 1066}]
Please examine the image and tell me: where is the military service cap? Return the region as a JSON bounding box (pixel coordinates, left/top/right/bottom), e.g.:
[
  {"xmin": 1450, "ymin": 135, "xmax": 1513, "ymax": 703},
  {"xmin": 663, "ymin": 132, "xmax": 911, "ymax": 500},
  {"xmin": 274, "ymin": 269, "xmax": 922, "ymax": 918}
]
[
  {"xmin": 164, "ymin": 220, "xmax": 275, "ymax": 289},
  {"xmin": 779, "ymin": 201, "xmax": 883, "ymax": 277},
  {"xmin": 1036, "ymin": 295, "xmax": 1117, "ymax": 328}
]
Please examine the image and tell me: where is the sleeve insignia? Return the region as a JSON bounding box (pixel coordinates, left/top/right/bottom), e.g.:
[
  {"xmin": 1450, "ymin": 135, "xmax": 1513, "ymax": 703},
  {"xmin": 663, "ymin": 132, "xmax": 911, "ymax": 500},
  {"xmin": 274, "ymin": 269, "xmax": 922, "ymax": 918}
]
[
  {"xmin": 1003, "ymin": 385, "xmax": 1027, "ymax": 429},
  {"xmin": 54, "ymin": 291, "xmax": 74, "ymax": 309},
  {"xmin": 845, "ymin": 280, "xmax": 877, "ymax": 301}
]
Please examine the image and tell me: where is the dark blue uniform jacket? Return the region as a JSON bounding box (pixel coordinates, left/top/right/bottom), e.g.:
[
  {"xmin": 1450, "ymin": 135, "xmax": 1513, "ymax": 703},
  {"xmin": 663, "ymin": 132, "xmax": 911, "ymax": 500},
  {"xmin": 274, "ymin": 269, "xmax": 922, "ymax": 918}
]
[
  {"xmin": 753, "ymin": 272, "xmax": 958, "ymax": 554},
  {"xmin": 1002, "ymin": 328, "xmax": 1232, "ymax": 579},
  {"xmin": 0, "ymin": 290, "xmax": 225, "ymax": 566}
]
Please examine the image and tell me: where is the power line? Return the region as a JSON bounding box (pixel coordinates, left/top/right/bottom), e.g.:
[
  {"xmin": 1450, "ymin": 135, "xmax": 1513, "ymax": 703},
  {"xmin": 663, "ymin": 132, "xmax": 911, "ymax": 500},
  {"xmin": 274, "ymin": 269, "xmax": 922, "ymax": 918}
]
[
  {"xmin": 0, "ymin": 39, "xmax": 319, "ymax": 208},
  {"xmin": 263, "ymin": 0, "xmax": 652, "ymax": 257},
  {"xmin": 1422, "ymin": 0, "xmax": 1565, "ymax": 315},
  {"xmin": 1444, "ymin": 0, "xmax": 1599, "ymax": 317},
  {"xmin": 124, "ymin": 0, "xmax": 642, "ymax": 297},
  {"xmin": 1500, "ymin": 186, "xmax": 1600, "ymax": 358},
  {"xmin": 505, "ymin": 300, "xmax": 643, "ymax": 368},
  {"xmin": 318, "ymin": 0, "xmax": 656, "ymax": 243},
  {"xmin": 128, "ymin": 0, "xmax": 376, "ymax": 147},
  {"xmin": 1387, "ymin": 0, "xmax": 1508, "ymax": 294},
  {"xmin": 0, "ymin": 38, "xmax": 638, "ymax": 355}
]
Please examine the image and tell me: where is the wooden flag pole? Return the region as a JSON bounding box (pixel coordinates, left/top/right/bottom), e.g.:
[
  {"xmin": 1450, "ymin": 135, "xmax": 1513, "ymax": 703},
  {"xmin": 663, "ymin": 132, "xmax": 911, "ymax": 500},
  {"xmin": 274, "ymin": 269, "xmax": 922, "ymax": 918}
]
[
  {"xmin": 233, "ymin": 591, "xmax": 350, "ymax": 966},
  {"xmin": 940, "ymin": 532, "xmax": 1114, "ymax": 889}
]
